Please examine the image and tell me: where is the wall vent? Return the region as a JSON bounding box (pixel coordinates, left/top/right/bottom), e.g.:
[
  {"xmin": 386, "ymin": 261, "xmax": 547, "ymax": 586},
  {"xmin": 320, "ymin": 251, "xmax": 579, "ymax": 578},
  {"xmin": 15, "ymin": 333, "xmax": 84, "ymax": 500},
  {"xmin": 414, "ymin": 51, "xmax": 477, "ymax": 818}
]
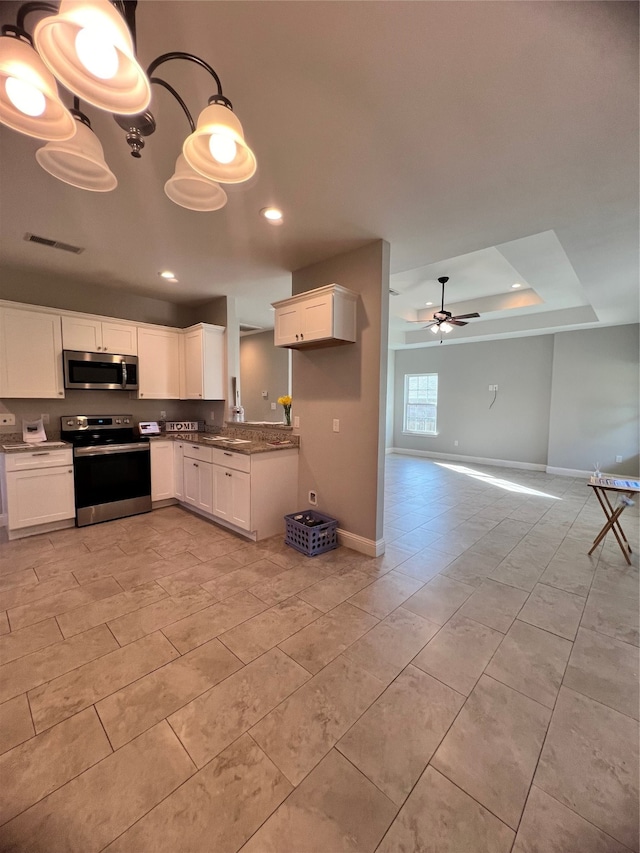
[
  {"xmin": 239, "ymin": 323, "xmax": 264, "ymax": 332},
  {"xmin": 24, "ymin": 233, "xmax": 84, "ymax": 254}
]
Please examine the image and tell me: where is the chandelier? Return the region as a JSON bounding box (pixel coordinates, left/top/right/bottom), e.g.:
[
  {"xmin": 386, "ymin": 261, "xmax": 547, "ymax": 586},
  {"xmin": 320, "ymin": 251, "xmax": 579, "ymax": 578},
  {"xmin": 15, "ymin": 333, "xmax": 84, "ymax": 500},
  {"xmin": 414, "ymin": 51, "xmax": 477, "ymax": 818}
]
[{"xmin": 0, "ymin": 0, "xmax": 257, "ymax": 211}]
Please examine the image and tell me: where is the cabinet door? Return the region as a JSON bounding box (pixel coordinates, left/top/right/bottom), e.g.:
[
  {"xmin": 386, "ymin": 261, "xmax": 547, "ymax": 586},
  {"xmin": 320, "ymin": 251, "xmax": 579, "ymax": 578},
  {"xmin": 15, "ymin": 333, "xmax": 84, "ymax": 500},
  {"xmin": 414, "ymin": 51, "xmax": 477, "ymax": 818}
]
[
  {"xmin": 300, "ymin": 293, "xmax": 333, "ymax": 342},
  {"xmin": 174, "ymin": 443, "xmax": 184, "ymax": 500},
  {"xmin": 182, "ymin": 328, "xmax": 204, "ymax": 399},
  {"xmin": 212, "ymin": 465, "xmax": 231, "ymax": 520},
  {"xmin": 0, "ymin": 307, "xmax": 64, "ymax": 399},
  {"xmin": 61, "ymin": 315, "xmax": 102, "ymax": 352},
  {"xmin": 150, "ymin": 442, "xmax": 174, "ymax": 501},
  {"xmin": 102, "ymin": 322, "xmax": 137, "ymax": 355},
  {"xmin": 6, "ymin": 467, "xmax": 75, "ymax": 529},
  {"xmin": 183, "ymin": 458, "xmax": 200, "ymax": 507},
  {"xmin": 137, "ymin": 327, "xmax": 180, "ymax": 399},
  {"xmin": 197, "ymin": 461, "xmax": 213, "ymax": 514},
  {"xmin": 229, "ymin": 469, "xmax": 251, "ymax": 530},
  {"xmin": 274, "ymin": 305, "xmax": 301, "ymax": 346}
]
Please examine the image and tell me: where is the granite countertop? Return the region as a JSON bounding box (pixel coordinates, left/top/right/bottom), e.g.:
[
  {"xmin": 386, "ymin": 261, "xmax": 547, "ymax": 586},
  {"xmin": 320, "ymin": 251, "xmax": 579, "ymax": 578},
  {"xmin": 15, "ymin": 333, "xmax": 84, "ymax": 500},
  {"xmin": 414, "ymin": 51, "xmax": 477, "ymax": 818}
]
[
  {"xmin": 1, "ymin": 440, "xmax": 72, "ymax": 454},
  {"xmin": 151, "ymin": 432, "xmax": 299, "ymax": 455}
]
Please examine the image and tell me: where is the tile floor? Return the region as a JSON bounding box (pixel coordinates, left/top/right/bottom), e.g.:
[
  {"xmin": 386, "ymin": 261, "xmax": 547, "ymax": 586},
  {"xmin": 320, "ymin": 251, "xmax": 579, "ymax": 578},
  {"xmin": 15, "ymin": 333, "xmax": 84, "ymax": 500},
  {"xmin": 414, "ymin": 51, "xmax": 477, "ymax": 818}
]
[{"xmin": 0, "ymin": 455, "xmax": 638, "ymax": 852}]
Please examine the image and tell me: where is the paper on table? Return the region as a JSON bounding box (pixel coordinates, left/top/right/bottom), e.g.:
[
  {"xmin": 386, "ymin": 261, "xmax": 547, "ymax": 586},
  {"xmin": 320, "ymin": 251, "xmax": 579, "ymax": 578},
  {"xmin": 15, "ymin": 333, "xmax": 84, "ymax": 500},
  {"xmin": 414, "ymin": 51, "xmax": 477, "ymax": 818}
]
[{"xmin": 589, "ymin": 476, "xmax": 640, "ymax": 490}]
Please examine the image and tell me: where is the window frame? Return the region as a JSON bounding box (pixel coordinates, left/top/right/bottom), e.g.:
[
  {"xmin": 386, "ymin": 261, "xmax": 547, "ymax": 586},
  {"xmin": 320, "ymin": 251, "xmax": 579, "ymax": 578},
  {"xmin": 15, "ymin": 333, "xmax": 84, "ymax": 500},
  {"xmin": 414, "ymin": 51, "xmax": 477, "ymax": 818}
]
[{"xmin": 402, "ymin": 372, "xmax": 439, "ymax": 436}]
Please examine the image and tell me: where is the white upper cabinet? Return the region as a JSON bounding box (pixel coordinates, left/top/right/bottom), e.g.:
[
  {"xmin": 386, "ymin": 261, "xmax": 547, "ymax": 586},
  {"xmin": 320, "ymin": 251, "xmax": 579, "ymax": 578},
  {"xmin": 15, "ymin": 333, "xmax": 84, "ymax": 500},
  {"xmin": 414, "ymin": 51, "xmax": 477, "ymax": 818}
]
[
  {"xmin": 137, "ymin": 326, "xmax": 181, "ymax": 399},
  {"xmin": 272, "ymin": 284, "xmax": 358, "ymax": 348},
  {"xmin": 180, "ymin": 324, "xmax": 225, "ymax": 400},
  {"xmin": 0, "ymin": 305, "xmax": 65, "ymax": 398},
  {"xmin": 61, "ymin": 315, "xmax": 137, "ymax": 355}
]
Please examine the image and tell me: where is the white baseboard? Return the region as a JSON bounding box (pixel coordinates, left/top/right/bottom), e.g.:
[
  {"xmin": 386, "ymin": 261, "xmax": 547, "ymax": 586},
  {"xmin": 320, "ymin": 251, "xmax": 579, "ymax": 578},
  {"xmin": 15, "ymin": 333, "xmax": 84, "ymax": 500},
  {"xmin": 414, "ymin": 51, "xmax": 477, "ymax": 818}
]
[
  {"xmin": 388, "ymin": 448, "xmax": 546, "ymax": 472},
  {"xmin": 545, "ymin": 466, "xmax": 593, "ymax": 478},
  {"xmin": 337, "ymin": 528, "xmax": 385, "ymax": 557}
]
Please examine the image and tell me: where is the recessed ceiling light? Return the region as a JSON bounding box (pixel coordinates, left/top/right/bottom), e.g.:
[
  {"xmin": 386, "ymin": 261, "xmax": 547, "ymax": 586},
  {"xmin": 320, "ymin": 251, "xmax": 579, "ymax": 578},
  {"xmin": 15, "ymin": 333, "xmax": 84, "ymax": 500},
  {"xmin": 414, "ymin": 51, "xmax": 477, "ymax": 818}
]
[
  {"xmin": 159, "ymin": 270, "xmax": 178, "ymax": 283},
  {"xmin": 512, "ymin": 283, "xmax": 522, "ymax": 289},
  {"xmin": 425, "ymin": 301, "xmax": 433, "ymax": 306},
  {"xmin": 260, "ymin": 207, "xmax": 283, "ymax": 224}
]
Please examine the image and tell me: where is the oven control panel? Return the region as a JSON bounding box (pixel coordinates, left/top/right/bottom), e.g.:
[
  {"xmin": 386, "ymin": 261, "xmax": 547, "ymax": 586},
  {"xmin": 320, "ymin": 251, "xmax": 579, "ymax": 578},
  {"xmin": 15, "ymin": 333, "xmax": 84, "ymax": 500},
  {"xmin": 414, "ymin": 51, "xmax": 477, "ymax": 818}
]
[
  {"xmin": 165, "ymin": 421, "xmax": 199, "ymax": 432},
  {"xmin": 62, "ymin": 415, "xmax": 132, "ymax": 430}
]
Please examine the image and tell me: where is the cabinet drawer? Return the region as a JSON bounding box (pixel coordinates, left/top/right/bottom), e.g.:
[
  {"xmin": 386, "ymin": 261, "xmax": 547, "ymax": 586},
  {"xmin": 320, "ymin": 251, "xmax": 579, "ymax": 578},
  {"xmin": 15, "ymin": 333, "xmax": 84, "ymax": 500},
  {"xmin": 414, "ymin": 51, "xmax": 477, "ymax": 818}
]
[
  {"xmin": 211, "ymin": 448, "xmax": 251, "ymax": 473},
  {"xmin": 183, "ymin": 442, "xmax": 213, "ymax": 463},
  {"xmin": 5, "ymin": 449, "xmax": 72, "ymax": 472}
]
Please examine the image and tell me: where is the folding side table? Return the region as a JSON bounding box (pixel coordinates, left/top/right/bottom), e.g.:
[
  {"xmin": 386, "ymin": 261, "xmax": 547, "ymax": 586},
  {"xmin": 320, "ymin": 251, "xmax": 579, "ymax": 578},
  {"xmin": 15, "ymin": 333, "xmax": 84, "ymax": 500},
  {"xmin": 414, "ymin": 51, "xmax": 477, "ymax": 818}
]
[{"xmin": 587, "ymin": 477, "xmax": 639, "ymax": 565}]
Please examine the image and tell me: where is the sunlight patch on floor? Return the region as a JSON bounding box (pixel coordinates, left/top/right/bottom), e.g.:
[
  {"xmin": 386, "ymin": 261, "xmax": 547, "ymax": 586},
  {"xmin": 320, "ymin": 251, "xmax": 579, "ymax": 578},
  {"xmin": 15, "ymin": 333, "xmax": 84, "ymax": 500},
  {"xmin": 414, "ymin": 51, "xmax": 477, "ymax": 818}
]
[{"xmin": 435, "ymin": 463, "xmax": 562, "ymax": 499}]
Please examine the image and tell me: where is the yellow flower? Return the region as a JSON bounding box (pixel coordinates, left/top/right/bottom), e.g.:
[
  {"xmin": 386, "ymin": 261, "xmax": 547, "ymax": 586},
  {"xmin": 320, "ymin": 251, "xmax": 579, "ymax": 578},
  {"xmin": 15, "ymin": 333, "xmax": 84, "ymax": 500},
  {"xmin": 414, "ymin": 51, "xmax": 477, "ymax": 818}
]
[{"xmin": 277, "ymin": 395, "xmax": 292, "ymax": 406}]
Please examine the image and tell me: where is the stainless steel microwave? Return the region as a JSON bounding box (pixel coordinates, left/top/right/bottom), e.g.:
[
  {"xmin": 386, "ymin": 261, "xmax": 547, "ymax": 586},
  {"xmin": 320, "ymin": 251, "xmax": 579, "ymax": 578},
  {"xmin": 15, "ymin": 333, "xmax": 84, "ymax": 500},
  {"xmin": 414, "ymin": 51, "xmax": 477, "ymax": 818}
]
[{"xmin": 63, "ymin": 350, "xmax": 139, "ymax": 391}]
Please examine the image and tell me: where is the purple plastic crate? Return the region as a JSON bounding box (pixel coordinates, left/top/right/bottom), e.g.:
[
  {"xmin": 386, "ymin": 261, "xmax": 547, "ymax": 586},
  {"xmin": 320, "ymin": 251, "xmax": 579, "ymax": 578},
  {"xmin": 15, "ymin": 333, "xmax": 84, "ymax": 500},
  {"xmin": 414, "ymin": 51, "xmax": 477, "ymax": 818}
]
[{"xmin": 284, "ymin": 510, "xmax": 338, "ymax": 556}]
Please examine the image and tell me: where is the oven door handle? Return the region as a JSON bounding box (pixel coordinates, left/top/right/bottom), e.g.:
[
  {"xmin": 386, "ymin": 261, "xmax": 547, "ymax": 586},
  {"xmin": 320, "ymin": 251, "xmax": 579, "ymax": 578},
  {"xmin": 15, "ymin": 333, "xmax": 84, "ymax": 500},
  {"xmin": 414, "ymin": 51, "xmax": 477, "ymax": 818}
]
[{"xmin": 74, "ymin": 443, "xmax": 150, "ymax": 457}]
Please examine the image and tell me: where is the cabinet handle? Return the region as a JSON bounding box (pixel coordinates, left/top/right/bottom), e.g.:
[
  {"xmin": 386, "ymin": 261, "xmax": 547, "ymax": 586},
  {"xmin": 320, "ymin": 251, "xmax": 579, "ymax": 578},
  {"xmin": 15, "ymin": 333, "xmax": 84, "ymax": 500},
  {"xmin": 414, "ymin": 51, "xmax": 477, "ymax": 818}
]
[
  {"xmin": 58, "ymin": 392, "xmax": 63, "ymax": 396},
  {"xmin": 300, "ymin": 333, "xmax": 304, "ymax": 340},
  {"xmin": 193, "ymin": 463, "xmax": 198, "ymax": 468},
  {"xmin": 224, "ymin": 451, "xmax": 232, "ymax": 456},
  {"xmin": 295, "ymin": 334, "xmax": 299, "ymax": 340},
  {"xmin": 68, "ymin": 469, "xmax": 72, "ymax": 474},
  {"xmin": 32, "ymin": 451, "xmax": 49, "ymax": 456}
]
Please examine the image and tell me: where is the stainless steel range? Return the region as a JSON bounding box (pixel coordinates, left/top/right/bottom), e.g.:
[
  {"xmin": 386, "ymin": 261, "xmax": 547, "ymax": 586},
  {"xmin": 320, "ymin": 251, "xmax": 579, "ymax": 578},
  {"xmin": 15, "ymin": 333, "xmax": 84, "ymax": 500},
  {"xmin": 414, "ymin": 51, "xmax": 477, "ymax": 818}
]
[{"xmin": 61, "ymin": 414, "xmax": 151, "ymax": 527}]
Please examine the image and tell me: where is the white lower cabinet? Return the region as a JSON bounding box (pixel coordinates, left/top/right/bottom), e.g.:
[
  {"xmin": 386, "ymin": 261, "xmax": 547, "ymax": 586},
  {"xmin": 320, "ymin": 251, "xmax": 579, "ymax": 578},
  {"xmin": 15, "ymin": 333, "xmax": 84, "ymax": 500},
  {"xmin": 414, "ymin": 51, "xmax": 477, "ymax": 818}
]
[
  {"xmin": 1, "ymin": 449, "xmax": 75, "ymax": 538},
  {"xmin": 152, "ymin": 439, "xmax": 299, "ymax": 541},
  {"xmin": 212, "ymin": 465, "xmax": 251, "ymax": 530},
  {"xmin": 150, "ymin": 441, "xmax": 174, "ymax": 501},
  {"xmin": 182, "ymin": 444, "xmax": 213, "ymax": 514}
]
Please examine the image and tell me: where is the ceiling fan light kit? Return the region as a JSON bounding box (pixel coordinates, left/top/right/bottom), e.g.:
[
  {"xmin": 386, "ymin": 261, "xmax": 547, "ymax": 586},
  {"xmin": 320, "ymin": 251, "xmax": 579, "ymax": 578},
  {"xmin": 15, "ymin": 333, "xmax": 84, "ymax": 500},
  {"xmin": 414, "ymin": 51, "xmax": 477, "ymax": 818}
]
[
  {"xmin": 408, "ymin": 276, "xmax": 481, "ymax": 342},
  {"xmin": 0, "ymin": 0, "xmax": 258, "ymax": 210}
]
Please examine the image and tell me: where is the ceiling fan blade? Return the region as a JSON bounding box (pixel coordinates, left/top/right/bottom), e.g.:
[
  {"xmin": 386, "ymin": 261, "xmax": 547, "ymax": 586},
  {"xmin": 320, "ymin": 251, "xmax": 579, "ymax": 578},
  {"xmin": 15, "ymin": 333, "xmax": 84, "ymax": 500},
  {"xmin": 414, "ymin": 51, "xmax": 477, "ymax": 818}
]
[
  {"xmin": 451, "ymin": 312, "xmax": 480, "ymax": 320},
  {"xmin": 449, "ymin": 319, "xmax": 468, "ymax": 327}
]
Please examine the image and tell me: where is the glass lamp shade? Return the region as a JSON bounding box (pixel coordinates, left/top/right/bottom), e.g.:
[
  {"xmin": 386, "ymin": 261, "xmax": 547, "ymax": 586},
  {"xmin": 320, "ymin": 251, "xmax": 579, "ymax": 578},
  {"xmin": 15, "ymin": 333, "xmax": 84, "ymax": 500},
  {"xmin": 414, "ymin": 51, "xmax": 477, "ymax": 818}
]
[
  {"xmin": 183, "ymin": 103, "xmax": 257, "ymax": 184},
  {"xmin": 0, "ymin": 35, "xmax": 75, "ymax": 140},
  {"xmin": 35, "ymin": 117, "xmax": 117, "ymax": 191},
  {"xmin": 34, "ymin": 0, "xmax": 151, "ymax": 114},
  {"xmin": 164, "ymin": 154, "xmax": 227, "ymax": 211}
]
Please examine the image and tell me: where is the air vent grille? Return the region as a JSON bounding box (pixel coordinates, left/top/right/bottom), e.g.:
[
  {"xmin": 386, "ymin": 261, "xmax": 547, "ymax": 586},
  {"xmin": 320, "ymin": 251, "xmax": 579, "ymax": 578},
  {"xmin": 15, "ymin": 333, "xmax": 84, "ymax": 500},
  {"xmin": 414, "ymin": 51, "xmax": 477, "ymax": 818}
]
[
  {"xmin": 239, "ymin": 324, "xmax": 264, "ymax": 332},
  {"xmin": 24, "ymin": 233, "xmax": 84, "ymax": 254}
]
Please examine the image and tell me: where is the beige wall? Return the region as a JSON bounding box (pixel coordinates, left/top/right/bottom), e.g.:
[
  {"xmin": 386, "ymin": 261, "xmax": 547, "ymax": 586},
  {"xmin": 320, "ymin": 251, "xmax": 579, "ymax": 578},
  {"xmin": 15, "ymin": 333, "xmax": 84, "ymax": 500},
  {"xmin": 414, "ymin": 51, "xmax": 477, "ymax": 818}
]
[
  {"xmin": 0, "ymin": 265, "xmax": 196, "ymax": 327},
  {"xmin": 292, "ymin": 240, "xmax": 390, "ymax": 545},
  {"xmin": 240, "ymin": 331, "xmax": 290, "ymax": 422},
  {"xmin": 393, "ymin": 335, "xmax": 554, "ymax": 465},
  {"xmin": 548, "ymin": 324, "xmax": 639, "ymax": 475},
  {"xmin": 392, "ymin": 324, "xmax": 639, "ymax": 476}
]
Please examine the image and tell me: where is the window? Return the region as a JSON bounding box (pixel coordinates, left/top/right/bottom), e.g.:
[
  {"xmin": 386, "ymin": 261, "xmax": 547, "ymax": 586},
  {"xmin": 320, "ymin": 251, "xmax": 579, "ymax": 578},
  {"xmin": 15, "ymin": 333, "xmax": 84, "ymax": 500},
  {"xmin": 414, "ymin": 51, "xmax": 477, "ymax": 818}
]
[{"xmin": 404, "ymin": 373, "xmax": 438, "ymax": 434}]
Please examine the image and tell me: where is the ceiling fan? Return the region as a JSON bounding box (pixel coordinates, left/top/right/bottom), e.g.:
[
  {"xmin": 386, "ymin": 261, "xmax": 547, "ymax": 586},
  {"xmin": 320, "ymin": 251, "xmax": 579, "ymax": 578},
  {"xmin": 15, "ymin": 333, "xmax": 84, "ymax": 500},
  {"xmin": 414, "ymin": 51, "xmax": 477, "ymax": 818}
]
[{"xmin": 406, "ymin": 276, "xmax": 480, "ymax": 339}]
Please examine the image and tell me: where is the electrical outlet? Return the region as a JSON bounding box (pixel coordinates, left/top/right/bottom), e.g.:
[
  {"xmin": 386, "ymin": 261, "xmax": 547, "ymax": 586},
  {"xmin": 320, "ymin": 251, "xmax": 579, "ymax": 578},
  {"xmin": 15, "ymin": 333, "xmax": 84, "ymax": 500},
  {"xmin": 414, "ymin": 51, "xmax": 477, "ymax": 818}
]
[
  {"xmin": 308, "ymin": 490, "xmax": 318, "ymax": 506},
  {"xmin": 261, "ymin": 390, "xmax": 268, "ymax": 398},
  {"xmin": 616, "ymin": 455, "xmax": 623, "ymax": 463},
  {"xmin": 160, "ymin": 411, "xmax": 167, "ymax": 419},
  {"xmin": 293, "ymin": 416, "xmax": 300, "ymax": 428},
  {"xmin": 488, "ymin": 385, "xmax": 494, "ymax": 391},
  {"xmin": 454, "ymin": 440, "xmax": 459, "ymax": 446},
  {"xmin": 271, "ymin": 402, "xmax": 276, "ymax": 410},
  {"xmin": 494, "ymin": 384, "xmax": 499, "ymax": 391},
  {"xmin": 0, "ymin": 413, "xmax": 16, "ymax": 426},
  {"xmin": 333, "ymin": 419, "xmax": 340, "ymax": 433},
  {"xmin": 41, "ymin": 413, "xmax": 50, "ymax": 425}
]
